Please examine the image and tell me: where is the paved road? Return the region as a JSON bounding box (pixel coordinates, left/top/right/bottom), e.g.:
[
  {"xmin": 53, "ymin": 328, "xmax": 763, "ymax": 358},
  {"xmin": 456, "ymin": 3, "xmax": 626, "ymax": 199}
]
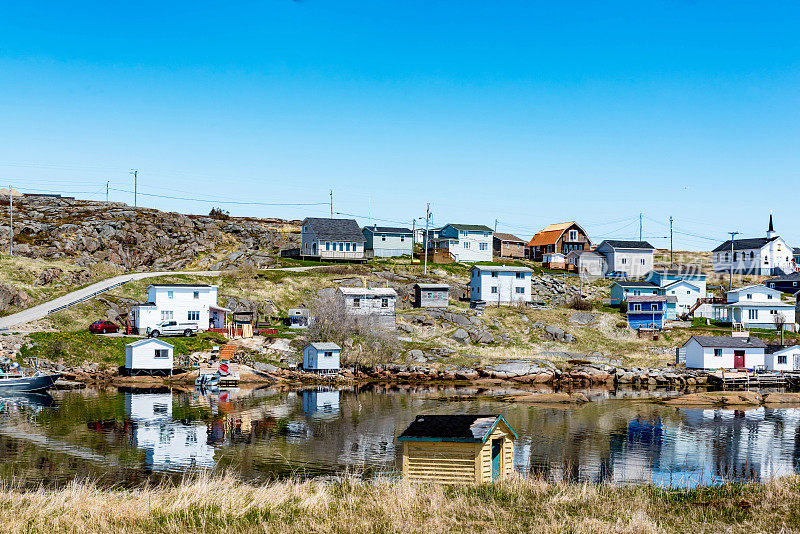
[{"xmin": 0, "ymin": 270, "xmax": 222, "ymax": 330}]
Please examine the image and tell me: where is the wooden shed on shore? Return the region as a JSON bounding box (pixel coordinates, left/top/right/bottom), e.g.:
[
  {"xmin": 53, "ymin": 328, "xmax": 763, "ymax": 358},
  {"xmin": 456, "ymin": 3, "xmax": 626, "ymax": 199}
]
[
  {"xmin": 413, "ymin": 283, "xmax": 450, "ymax": 308},
  {"xmin": 398, "ymin": 414, "xmax": 517, "ymax": 484}
]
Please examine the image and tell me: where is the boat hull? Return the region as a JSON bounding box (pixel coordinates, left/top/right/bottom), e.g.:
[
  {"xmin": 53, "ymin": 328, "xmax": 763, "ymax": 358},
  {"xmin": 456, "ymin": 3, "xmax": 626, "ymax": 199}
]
[{"xmin": 0, "ymin": 373, "xmax": 60, "ymax": 393}]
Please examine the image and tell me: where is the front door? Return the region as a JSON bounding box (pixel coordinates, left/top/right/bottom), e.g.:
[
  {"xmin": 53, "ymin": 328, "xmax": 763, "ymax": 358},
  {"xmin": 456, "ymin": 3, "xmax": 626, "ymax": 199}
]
[
  {"xmin": 734, "ymin": 350, "xmax": 745, "ymax": 369},
  {"xmin": 491, "ymin": 439, "xmax": 502, "ymax": 480}
]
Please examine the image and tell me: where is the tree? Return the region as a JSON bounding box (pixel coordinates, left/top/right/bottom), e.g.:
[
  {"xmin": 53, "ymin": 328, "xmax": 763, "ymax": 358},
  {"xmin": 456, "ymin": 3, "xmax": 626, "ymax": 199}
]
[
  {"xmin": 773, "ymin": 312, "xmax": 787, "ymax": 345},
  {"xmin": 209, "ymin": 207, "xmax": 230, "ymax": 220}
]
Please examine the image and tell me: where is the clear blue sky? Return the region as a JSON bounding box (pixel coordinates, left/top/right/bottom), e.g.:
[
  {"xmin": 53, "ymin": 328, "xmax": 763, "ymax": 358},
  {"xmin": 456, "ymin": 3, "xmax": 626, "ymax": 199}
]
[{"xmin": 1, "ymin": 1, "xmax": 798, "ymax": 250}]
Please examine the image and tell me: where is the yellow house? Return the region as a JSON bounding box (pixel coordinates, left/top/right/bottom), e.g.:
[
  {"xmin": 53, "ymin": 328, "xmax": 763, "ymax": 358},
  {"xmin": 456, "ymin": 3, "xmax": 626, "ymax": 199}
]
[{"xmin": 398, "ymin": 414, "xmax": 517, "ymax": 484}]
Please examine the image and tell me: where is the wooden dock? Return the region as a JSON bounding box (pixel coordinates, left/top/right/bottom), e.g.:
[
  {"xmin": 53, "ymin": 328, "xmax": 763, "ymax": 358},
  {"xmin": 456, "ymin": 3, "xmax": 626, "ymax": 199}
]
[{"xmin": 707, "ymin": 370, "xmax": 788, "ymax": 388}]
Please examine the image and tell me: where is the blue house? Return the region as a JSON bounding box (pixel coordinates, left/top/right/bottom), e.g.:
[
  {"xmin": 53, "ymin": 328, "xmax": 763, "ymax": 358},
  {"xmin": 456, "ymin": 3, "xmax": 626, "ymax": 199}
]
[
  {"xmin": 609, "ymin": 281, "xmax": 660, "ymax": 305},
  {"xmin": 626, "ymin": 295, "xmax": 667, "ymax": 330}
]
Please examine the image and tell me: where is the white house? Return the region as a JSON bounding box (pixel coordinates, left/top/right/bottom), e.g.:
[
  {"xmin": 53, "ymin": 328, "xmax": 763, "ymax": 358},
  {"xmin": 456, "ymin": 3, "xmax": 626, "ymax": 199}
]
[
  {"xmin": 426, "ymin": 223, "xmax": 493, "ymax": 262},
  {"xmin": 683, "ymin": 335, "xmax": 767, "ymax": 370},
  {"xmin": 131, "ymin": 284, "xmax": 229, "ymax": 335},
  {"xmin": 301, "ymin": 217, "xmax": 366, "ymax": 260},
  {"xmin": 566, "ymin": 250, "xmax": 606, "ymax": 277},
  {"xmin": 124, "ymin": 338, "xmax": 174, "ymax": 376},
  {"xmin": 712, "ymin": 285, "xmax": 796, "ymax": 330},
  {"xmin": 362, "ymin": 226, "xmax": 413, "ymax": 258},
  {"xmin": 336, "ymin": 287, "xmax": 397, "ymax": 328},
  {"xmin": 595, "ymin": 240, "xmax": 655, "ymax": 278},
  {"xmin": 302, "ymin": 342, "xmax": 341, "ymax": 374},
  {"xmin": 469, "ymin": 265, "xmax": 533, "ymax": 304},
  {"xmin": 712, "ymin": 215, "xmax": 794, "ymax": 276},
  {"xmin": 764, "ymin": 345, "xmax": 800, "ymax": 372}
]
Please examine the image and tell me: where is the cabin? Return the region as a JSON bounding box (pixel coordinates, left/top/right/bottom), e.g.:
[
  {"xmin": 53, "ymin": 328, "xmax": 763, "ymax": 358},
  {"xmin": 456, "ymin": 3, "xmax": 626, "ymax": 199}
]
[
  {"xmin": 764, "ymin": 345, "xmax": 800, "ymax": 372},
  {"xmin": 469, "ymin": 265, "xmax": 532, "ymax": 305},
  {"xmin": 302, "ymin": 342, "xmax": 341, "ymax": 374},
  {"xmin": 124, "ymin": 338, "xmax": 174, "ymax": 376},
  {"xmin": 493, "ymin": 233, "xmax": 526, "ymax": 259},
  {"xmin": 526, "ymin": 221, "xmax": 591, "ymax": 261},
  {"xmin": 363, "ymin": 226, "xmax": 413, "ymax": 258},
  {"xmin": 625, "ymin": 295, "xmax": 666, "ymax": 330},
  {"xmin": 301, "ymin": 217, "xmax": 366, "ymax": 260},
  {"xmin": 398, "ymin": 414, "xmax": 517, "ymax": 484},
  {"xmin": 413, "ymin": 283, "xmax": 449, "ymax": 308},
  {"xmin": 337, "ymin": 287, "xmax": 397, "ymax": 328},
  {"xmin": 682, "ymin": 335, "xmax": 767, "ymax": 370}
]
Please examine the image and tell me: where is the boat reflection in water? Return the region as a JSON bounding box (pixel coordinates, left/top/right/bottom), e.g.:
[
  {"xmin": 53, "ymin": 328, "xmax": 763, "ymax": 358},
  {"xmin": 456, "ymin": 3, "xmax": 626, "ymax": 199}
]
[{"xmin": 125, "ymin": 392, "xmax": 216, "ymax": 472}]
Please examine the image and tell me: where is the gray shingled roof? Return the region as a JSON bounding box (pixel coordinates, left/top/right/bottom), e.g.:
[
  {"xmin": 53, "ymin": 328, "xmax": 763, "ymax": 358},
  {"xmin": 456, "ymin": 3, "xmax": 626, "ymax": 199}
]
[
  {"xmin": 364, "ymin": 226, "xmax": 412, "ymax": 235},
  {"xmin": 612, "ymin": 281, "xmax": 659, "ymax": 288},
  {"xmin": 446, "ymin": 223, "xmax": 494, "ymax": 232},
  {"xmin": 397, "ymin": 414, "xmax": 516, "ymax": 443},
  {"xmin": 414, "ymin": 283, "xmax": 450, "ymax": 290},
  {"xmin": 712, "ymin": 237, "xmax": 778, "ymax": 253},
  {"xmin": 688, "ymin": 336, "xmax": 767, "ymax": 349},
  {"xmin": 304, "ymin": 218, "xmax": 366, "ymax": 242},
  {"xmin": 308, "ymin": 342, "xmax": 341, "ymax": 351},
  {"xmin": 766, "ymin": 272, "xmax": 800, "ymax": 283},
  {"xmin": 600, "ymin": 240, "xmax": 655, "ymax": 250},
  {"xmin": 493, "ymin": 232, "xmax": 525, "ymax": 243}
]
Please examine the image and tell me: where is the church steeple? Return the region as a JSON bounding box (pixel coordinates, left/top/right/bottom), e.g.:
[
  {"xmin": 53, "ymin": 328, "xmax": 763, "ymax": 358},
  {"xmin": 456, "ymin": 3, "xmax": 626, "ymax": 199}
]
[{"xmin": 767, "ymin": 213, "xmax": 776, "ymax": 238}]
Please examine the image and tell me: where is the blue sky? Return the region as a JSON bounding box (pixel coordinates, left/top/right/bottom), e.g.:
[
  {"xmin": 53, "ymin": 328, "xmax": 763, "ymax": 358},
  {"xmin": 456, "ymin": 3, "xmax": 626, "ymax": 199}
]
[{"xmin": 1, "ymin": 1, "xmax": 798, "ymax": 249}]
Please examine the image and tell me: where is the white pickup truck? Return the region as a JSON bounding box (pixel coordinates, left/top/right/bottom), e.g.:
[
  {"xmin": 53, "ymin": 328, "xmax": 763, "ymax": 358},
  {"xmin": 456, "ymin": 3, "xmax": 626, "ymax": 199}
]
[{"xmin": 147, "ymin": 321, "xmax": 199, "ymax": 338}]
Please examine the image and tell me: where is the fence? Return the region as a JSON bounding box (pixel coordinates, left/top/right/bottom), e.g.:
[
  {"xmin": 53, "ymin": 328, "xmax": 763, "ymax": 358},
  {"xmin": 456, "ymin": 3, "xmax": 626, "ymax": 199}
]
[{"xmin": 47, "ymin": 279, "xmax": 132, "ymax": 315}]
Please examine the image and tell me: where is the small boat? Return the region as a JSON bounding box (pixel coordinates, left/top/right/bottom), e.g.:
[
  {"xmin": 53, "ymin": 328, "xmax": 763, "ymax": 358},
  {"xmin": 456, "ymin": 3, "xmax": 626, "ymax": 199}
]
[
  {"xmin": 195, "ymin": 372, "xmax": 220, "ymax": 388},
  {"xmin": 0, "ymin": 371, "xmax": 61, "ymax": 393}
]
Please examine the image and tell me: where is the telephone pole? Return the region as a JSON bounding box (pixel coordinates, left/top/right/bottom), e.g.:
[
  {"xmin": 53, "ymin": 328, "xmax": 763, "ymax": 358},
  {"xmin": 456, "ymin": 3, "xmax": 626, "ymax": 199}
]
[
  {"xmin": 423, "ymin": 203, "xmax": 431, "ymax": 275},
  {"xmin": 639, "ymin": 212, "xmax": 642, "ymax": 242},
  {"xmin": 494, "ymin": 219, "xmax": 498, "ymax": 233},
  {"xmin": 106, "ymin": 181, "xmax": 110, "ymax": 202},
  {"xmin": 8, "ymin": 185, "xmax": 13, "ymax": 257},
  {"xmin": 329, "ymin": 190, "xmax": 333, "ymax": 218},
  {"xmin": 130, "ymin": 169, "xmax": 138, "ymax": 207},
  {"xmin": 728, "ymin": 231, "xmax": 739, "ymax": 290},
  {"xmin": 669, "ymin": 216, "xmax": 674, "ymax": 266}
]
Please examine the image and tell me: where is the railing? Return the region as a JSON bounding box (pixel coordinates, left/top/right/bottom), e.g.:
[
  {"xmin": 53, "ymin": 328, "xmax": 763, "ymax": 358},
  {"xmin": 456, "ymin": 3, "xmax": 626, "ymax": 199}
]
[{"xmin": 47, "ymin": 279, "xmax": 132, "ymax": 315}]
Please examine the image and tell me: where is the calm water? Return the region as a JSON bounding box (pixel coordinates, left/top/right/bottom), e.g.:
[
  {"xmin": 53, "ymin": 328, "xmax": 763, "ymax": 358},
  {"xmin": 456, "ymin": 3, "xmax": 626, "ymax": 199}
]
[{"xmin": 1, "ymin": 385, "xmax": 799, "ymax": 488}]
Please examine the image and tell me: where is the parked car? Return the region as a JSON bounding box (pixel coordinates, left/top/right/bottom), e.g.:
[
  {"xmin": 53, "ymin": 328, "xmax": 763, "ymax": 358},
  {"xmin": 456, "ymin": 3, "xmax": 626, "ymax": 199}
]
[
  {"xmin": 89, "ymin": 320, "xmax": 119, "ymax": 334},
  {"xmin": 147, "ymin": 321, "xmax": 199, "ymax": 338},
  {"xmin": 605, "ymin": 271, "xmax": 629, "ymax": 280}
]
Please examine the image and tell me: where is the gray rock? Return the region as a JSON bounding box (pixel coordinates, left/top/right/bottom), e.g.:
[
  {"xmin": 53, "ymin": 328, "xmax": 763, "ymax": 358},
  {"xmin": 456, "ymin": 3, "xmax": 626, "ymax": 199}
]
[
  {"xmin": 452, "ymin": 328, "xmax": 469, "ymax": 343},
  {"xmin": 569, "ymin": 312, "xmax": 597, "ymax": 325}
]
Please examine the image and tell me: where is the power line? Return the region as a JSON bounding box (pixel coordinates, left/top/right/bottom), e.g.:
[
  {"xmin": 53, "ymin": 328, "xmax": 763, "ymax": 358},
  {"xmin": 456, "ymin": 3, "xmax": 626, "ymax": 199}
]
[{"xmin": 107, "ymin": 187, "xmax": 328, "ymax": 207}]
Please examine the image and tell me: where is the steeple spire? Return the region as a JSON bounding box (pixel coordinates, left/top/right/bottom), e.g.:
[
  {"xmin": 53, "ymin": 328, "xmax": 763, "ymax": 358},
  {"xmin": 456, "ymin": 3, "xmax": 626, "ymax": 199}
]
[{"xmin": 767, "ymin": 212, "xmax": 776, "ymax": 238}]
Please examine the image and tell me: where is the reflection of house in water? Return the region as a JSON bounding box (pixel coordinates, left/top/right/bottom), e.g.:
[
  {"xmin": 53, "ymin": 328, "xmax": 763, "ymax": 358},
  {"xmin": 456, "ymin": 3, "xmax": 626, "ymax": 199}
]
[
  {"xmin": 301, "ymin": 389, "xmax": 341, "ymax": 420},
  {"xmin": 125, "ymin": 392, "xmax": 216, "ymax": 471}
]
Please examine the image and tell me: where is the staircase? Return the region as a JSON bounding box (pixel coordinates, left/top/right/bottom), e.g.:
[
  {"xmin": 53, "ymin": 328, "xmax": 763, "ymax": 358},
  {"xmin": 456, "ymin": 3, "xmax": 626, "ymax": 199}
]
[
  {"xmin": 219, "ymin": 343, "xmax": 236, "ymax": 361},
  {"xmin": 683, "ymin": 297, "xmax": 725, "ymax": 319}
]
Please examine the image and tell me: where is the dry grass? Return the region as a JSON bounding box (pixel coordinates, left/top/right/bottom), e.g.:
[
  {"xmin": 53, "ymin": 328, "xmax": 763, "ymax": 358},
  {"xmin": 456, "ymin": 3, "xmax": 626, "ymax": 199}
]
[{"xmin": 1, "ymin": 474, "xmax": 799, "ymax": 533}]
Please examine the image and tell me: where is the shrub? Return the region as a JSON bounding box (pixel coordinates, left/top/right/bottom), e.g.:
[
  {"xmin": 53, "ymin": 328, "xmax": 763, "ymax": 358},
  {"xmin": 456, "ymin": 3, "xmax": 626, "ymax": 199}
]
[
  {"xmin": 209, "ymin": 207, "xmax": 230, "ymax": 220},
  {"xmin": 568, "ymin": 296, "xmax": 592, "ymax": 311}
]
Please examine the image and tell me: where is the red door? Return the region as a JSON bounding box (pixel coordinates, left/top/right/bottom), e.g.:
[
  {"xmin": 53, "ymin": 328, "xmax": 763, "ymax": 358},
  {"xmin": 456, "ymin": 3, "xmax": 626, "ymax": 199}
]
[{"xmin": 734, "ymin": 350, "xmax": 745, "ymax": 369}]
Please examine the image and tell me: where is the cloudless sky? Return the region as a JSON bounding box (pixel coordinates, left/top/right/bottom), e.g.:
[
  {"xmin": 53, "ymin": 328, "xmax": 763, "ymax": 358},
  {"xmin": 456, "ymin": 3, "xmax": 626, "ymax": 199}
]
[{"xmin": 1, "ymin": 1, "xmax": 798, "ymax": 249}]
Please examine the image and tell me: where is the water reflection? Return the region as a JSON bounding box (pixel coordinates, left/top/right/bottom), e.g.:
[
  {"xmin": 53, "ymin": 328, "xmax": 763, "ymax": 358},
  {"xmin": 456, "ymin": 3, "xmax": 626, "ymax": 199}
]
[{"xmin": 1, "ymin": 385, "xmax": 800, "ymax": 488}]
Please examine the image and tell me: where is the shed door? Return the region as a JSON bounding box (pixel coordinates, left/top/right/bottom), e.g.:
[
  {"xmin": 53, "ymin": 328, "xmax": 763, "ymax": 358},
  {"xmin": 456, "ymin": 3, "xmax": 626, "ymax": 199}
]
[
  {"xmin": 794, "ymin": 354, "xmax": 800, "ymax": 371},
  {"xmin": 734, "ymin": 350, "xmax": 745, "ymax": 369},
  {"xmin": 491, "ymin": 439, "xmax": 502, "ymax": 480}
]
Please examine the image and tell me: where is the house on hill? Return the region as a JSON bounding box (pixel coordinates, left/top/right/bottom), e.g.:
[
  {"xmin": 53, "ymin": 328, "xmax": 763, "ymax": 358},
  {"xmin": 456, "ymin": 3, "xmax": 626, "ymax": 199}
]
[
  {"xmin": 712, "ymin": 215, "xmax": 794, "ymax": 276},
  {"xmin": 595, "ymin": 240, "xmax": 655, "ymax": 278},
  {"xmin": 566, "ymin": 250, "xmax": 606, "ymax": 277},
  {"xmin": 362, "ymin": 226, "xmax": 413, "ymax": 258},
  {"xmin": 765, "ymin": 272, "xmax": 800, "ymax": 294},
  {"xmin": 301, "ymin": 218, "xmax": 366, "ymax": 260},
  {"xmin": 469, "ymin": 265, "xmax": 532, "ymax": 305},
  {"xmin": 425, "ymin": 224, "xmax": 493, "ymax": 262},
  {"xmin": 526, "ymin": 222, "xmax": 591, "ymax": 261},
  {"xmin": 493, "ymin": 232, "xmax": 526, "ymax": 259},
  {"xmin": 625, "ymin": 295, "xmax": 667, "ymax": 330},
  {"xmin": 336, "ymin": 287, "xmax": 397, "ymax": 328},
  {"xmin": 131, "ymin": 284, "xmax": 228, "ymax": 335},
  {"xmin": 712, "ymin": 285, "xmax": 796, "ymax": 330}
]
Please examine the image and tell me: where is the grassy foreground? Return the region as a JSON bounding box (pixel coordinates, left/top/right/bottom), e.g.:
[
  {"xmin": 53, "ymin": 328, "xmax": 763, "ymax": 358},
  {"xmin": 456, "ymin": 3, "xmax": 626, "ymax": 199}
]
[{"xmin": 1, "ymin": 476, "xmax": 799, "ymax": 533}]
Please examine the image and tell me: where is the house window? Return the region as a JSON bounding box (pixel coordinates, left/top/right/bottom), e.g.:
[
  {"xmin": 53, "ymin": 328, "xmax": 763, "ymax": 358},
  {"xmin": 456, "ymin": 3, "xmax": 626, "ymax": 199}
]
[
  {"xmin": 464, "ymin": 241, "xmax": 470, "ymax": 249},
  {"xmin": 779, "ymin": 355, "xmax": 788, "ymax": 365},
  {"xmin": 324, "ymin": 351, "xmax": 333, "ymax": 358},
  {"xmin": 167, "ymin": 291, "xmax": 174, "ymax": 299},
  {"xmin": 346, "ymin": 243, "xmax": 351, "ymax": 251},
  {"xmin": 353, "ymin": 298, "xmax": 360, "ymax": 308},
  {"xmin": 491, "ymin": 272, "xmax": 498, "ymax": 278},
  {"xmin": 768, "ymin": 294, "xmax": 773, "ymax": 299},
  {"xmin": 569, "ymin": 230, "xmax": 578, "ymax": 241},
  {"xmin": 640, "ymin": 258, "xmax": 645, "ymax": 265},
  {"xmin": 381, "ymin": 236, "xmax": 386, "ymax": 241},
  {"xmin": 154, "ymin": 349, "xmax": 170, "ymax": 359},
  {"xmin": 515, "ymin": 287, "xmax": 525, "ymax": 294},
  {"xmin": 188, "ymin": 311, "xmax": 200, "ymax": 321},
  {"xmin": 381, "ymin": 298, "xmax": 389, "ymax": 308},
  {"xmin": 724, "ymin": 253, "xmax": 729, "ymax": 261},
  {"xmin": 326, "ymin": 242, "xmax": 331, "ymax": 251},
  {"xmin": 160, "ymin": 311, "xmax": 174, "ymax": 321},
  {"xmin": 747, "ymin": 294, "xmax": 752, "ymax": 299},
  {"xmin": 193, "ymin": 291, "xmax": 199, "ymax": 299},
  {"xmin": 339, "ymin": 242, "xmax": 344, "ymax": 251},
  {"xmin": 632, "ymin": 304, "xmax": 642, "ymax": 311},
  {"xmin": 714, "ymin": 349, "xmax": 722, "ymax": 357},
  {"xmin": 479, "ymin": 242, "xmax": 487, "ymax": 251},
  {"xmin": 400, "ymin": 236, "xmax": 404, "ymax": 242},
  {"xmin": 491, "ymin": 286, "xmax": 498, "ymax": 294},
  {"xmin": 634, "ymin": 290, "xmax": 641, "ymax": 296},
  {"xmin": 621, "ymin": 258, "xmax": 627, "ymax": 264},
  {"xmin": 515, "ymin": 272, "xmax": 525, "ymax": 279},
  {"xmin": 748, "ymin": 309, "xmax": 758, "ymax": 320}
]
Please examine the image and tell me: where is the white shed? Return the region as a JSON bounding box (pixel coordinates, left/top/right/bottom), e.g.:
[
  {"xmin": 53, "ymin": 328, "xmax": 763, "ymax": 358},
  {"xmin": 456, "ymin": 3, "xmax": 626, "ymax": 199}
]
[
  {"xmin": 302, "ymin": 342, "xmax": 341, "ymax": 374},
  {"xmin": 124, "ymin": 338, "xmax": 174, "ymax": 376},
  {"xmin": 764, "ymin": 345, "xmax": 800, "ymax": 372},
  {"xmin": 682, "ymin": 335, "xmax": 766, "ymax": 370}
]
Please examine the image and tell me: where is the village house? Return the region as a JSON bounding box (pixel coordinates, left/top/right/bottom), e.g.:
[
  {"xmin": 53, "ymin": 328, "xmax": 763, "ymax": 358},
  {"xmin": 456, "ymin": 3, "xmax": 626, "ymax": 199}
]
[
  {"xmin": 764, "ymin": 345, "xmax": 800, "ymax": 372},
  {"xmin": 130, "ymin": 284, "xmax": 228, "ymax": 335},
  {"xmin": 794, "ymin": 247, "xmax": 800, "ymax": 265},
  {"xmin": 765, "ymin": 272, "xmax": 800, "ymax": 294},
  {"xmin": 595, "ymin": 240, "xmax": 655, "ymax": 278},
  {"xmin": 645, "ymin": 269, "xmax": 707, "ymax": 320},
  {"xmin": 625, "ymin": 295, "xmax": 667, "ymax": 330},
  {"xmin": 712, "ymin": 215, "xmax": 794, "ymax": 276},
  {"xmin": 123, "ymin": 338, "xmax": 174, "ymax": 376},
  {"xmin": 609, "ymin": 281, "xmax": 661, "ymax": 305},
  {"xmin": 285, "ymin": 308, "xmax": 310, "ymax": 328},
  {"xmin": 712, "ymin": 285, "xmax": 796, "ymax": 331},
  {"xmin": 413, "ymin": 283, "xmax": 449, "ymax": 308},
  {"xmin": 492, "ymin": 232, "xmax": 526, "ymax": 259},
  {"xmin": 682, "ymin": 335, "xmax": 767, "ymax": 370},
  {"xmin": 301, "ymin": 217, "xmax": 366, "ymax": 260},
  {"xmin": 398, "ymin": 414, "xmax": 517, "ymax": 483},
  {"xmin": 362, "ymin": 225, "xmax": 413, "ymax": 258},
  {"xmin": 565, "ymin": 250, "xmax": 606, "ymax": 277},
  {"xmin": 426, "ymin": 224, "xmax": 493, "ymax": 262},
  {"xmin": 336, "ymin": 287, "xmax": 397, "ymax": 328},
  {"xmin": 302, "ymin": 342, "xmax": 341, "ymax": 374},
  {"xmin": 542, "ymin": 252, "xmax": 566, "ymax": 270},
  {"xmin": 525, "ymin": 222, "xmax": 591, "ymax": 261},
  {"xmin": 469, "ymin": 265, "xmax": 532, "ymax": 305}
]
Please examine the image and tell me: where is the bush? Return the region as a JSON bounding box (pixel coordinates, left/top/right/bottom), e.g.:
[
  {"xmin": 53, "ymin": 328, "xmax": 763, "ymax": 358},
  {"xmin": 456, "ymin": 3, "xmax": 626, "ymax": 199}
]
[
  {"xmin": 209, "ymin": 207, "xmax": 230, "ymax": 220},
  {"xmin": 568, "ymin": 297, "xmax": 592, "ymax": 311}
]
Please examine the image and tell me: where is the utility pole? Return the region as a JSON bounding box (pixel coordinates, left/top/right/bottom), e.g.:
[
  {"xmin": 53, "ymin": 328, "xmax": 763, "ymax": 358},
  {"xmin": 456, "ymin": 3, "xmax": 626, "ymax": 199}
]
[
  {"xmin": 669, "ymin": 216, "xmax": 674, "ymax": 267},
  {"xmin": 106, "ymin": 181, "xmax": 110, "ymax": 202},
  {"xmin": 639, "ymin": 212, "xmax": 643, "ymax": 242},
  {"xmin": 494, "ymin": 219, "xmax": 498, "ymax": 233},
  {"xmin": 728, "ymin": 231, "xmax": 739, "ymax": 290},
  {"xmin": 423, "ymin": 203, "xmax": 431, "ymax": 275},
  {"xmin": 8, "ymin": 185, "xmax": 13, "ymax": 257},
  {"xmin": 130, "ymin": 169, "xmax": 138, "ymax": 207},
  {"xmin": 329, "ymin": 190, "xmax": 333, "ymax": 218}
]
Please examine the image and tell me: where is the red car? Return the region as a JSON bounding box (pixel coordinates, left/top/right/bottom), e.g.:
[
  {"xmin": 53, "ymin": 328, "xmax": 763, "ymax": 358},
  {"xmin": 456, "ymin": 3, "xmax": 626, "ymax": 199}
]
[{"xmin": 89, "ymin": 320, "xmax": 119, "ymax": 334}]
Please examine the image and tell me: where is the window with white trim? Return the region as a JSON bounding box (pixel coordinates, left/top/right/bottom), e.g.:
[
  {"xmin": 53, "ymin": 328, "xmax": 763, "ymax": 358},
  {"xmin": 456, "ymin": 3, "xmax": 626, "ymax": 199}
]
[
  {"xmin": 515, "ymin": 287, "xmax": 525, "ymax": 294},
  {"xmin": 188, "ymin": 311, "xmax": 200, "ymax": 321},
  {"xmin": 714, "ymin": 349, "xmax": 722, "ymax": 357},
  {"xmin": 632, "ymin": 304, "xmax": 642, "ymax": 311},
  {"xmin": 778, "ymin": 355, "xmax": 788, "ymax": 365},
  {"xmin": 491, "ymin": 286, "xmax": 498, "ymax": 294},
  {"xmin": 154, "ymin": 349, "xmax": 170, "ymax": 359},
  {"xmin": 748, "ymin": 309, "xmax": 758, "ymax": 320},
  {"xmin": 160, "ymin": 311, "xmax": 174, "ymax": 321}
]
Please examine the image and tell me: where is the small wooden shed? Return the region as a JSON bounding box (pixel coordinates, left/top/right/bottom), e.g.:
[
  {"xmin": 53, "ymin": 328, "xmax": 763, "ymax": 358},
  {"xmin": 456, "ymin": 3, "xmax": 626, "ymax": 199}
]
[
  {"xmin": 398, "ymin": 414, "xmax": 517, "ymax": 484},
  {"xmin": 302, "ymin": 342, "xmax": 341, "ymax": 374},
  {"xmin": 124, "ymin": 338, "xmax": 174, "ymax": 376},
  {"xmin": 413, "ymin": 283, "xmax": 450, "ymax": 308}
]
